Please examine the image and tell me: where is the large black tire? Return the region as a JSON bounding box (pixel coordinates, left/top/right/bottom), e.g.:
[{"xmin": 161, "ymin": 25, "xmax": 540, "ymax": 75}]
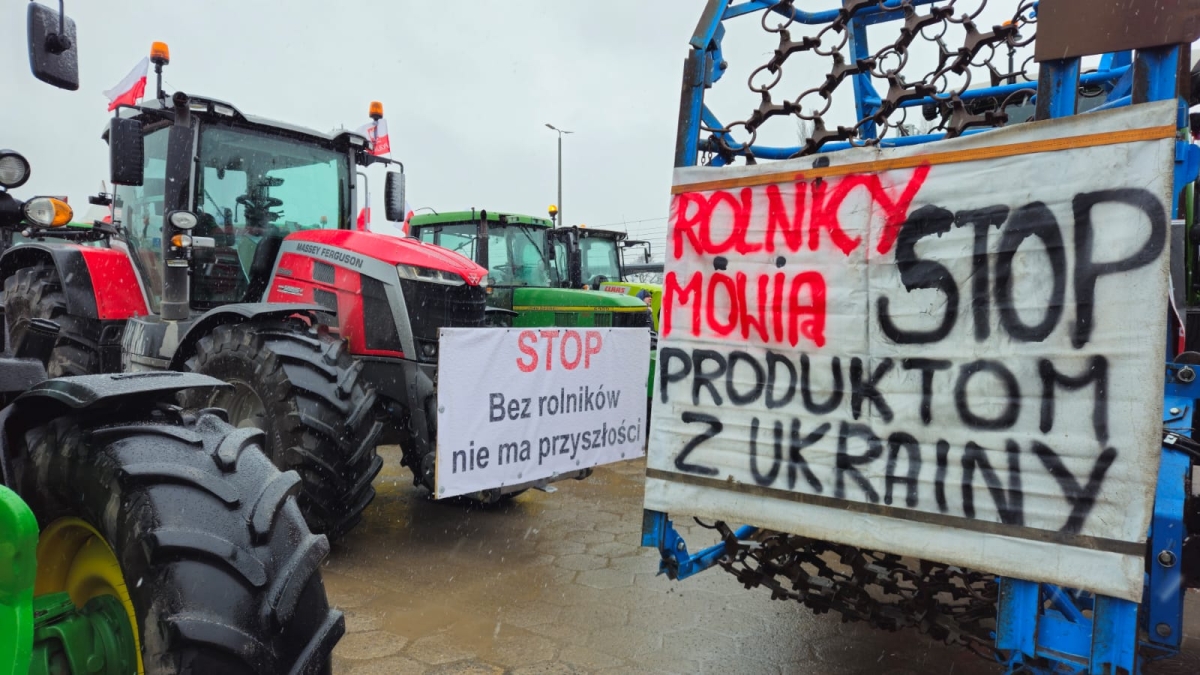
[
  {"xmin": 183, "ymin": 319, "xmax": 384, "ymax": 541},
  {"xmin": 3, "ymin": 263, "xmax": 102, "ymax": 376},
  {"xmin": 16, "ymin": 403, "xmax": 344, "ymax": 674}
]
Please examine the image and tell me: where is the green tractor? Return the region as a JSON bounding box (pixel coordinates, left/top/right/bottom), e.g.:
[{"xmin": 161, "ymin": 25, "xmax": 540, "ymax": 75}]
[
  {"xmin": 409, "ymin": 210, "xmax": 654, "ymax": 330},
  {"xmin": 409, "ymin": 209, "xmax": 657, "ymax": 404},
  {"xmin": 545, "ymin": 225, "xmax": 662, "ymax": 332}
]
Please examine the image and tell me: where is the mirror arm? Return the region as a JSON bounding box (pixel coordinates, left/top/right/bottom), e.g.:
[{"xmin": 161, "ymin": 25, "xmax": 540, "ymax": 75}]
[{"xmin": 44, "ymin": 0, "xmax": 71, "ymax": 54}]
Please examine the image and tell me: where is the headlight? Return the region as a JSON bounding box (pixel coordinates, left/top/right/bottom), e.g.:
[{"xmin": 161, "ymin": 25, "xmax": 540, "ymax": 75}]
[
  {"xmin": 0, "ymin": 150, "xmax": 31, "ymax": 189},
  {"xmin": 479, "ymin": 273, "xmax": 489, "ymax": 288},
  {"xmin": 397, "ymin": 263, "xmax": 465, "ymax": 286},
  {"xmin": 23, "ymin": 197, "xmax": 73, "ymax": 227},
  {"xmin": 168, "ymin": 210, "xmax": 198, "ymax": 230}
]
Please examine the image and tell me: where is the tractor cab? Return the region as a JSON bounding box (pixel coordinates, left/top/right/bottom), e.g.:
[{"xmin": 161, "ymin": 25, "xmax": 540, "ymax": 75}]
[
  {"xmin": 410, "ymin": 210, "xmax": 653, "ymax": 330},
  {"xmin": 546, "ymin": 226, "xmax": 648, "ymax": 289},
  {"xmin": 547, "ymin": 225, "xmax": 661, "ymax": 331},
  {"xmin": 106, "ymin": 93, "xmax": 400, "ymax": 317}
]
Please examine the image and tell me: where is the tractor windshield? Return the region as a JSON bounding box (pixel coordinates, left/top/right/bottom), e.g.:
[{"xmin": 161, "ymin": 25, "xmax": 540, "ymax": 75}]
[
  {"xmin": 579, "ymin": 234, "xmax": 622, "ymax": 286},
  {"xmin": 190, "ymin": 125, "xmax": 349, "ymax": 306},
  {"xmin": 416, "ymin": 222, "xmax": 557, "ymax": 287},
  {"xmin": 487, "ymin": 224, "xmax": 557, "ymax": 287}
]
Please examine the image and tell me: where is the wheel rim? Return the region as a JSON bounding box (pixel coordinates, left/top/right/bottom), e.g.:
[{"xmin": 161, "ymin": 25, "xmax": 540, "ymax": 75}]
[
  {"xmin": 35, "ymin": 517, "xmax": 144, "ymax": 674},
  {"xmin": 215, "ymin": 379, "xmax": 268, "ymax": 430}
]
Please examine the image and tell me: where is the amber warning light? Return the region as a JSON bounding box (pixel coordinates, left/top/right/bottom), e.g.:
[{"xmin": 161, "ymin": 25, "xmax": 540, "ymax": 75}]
[
  {"xmin": 150, "ymin": 42, "xmax": 170, "ymax": 65},
  {"xmin": 369, "ymin": 101, "xmax": 384, "ymax": 121}
]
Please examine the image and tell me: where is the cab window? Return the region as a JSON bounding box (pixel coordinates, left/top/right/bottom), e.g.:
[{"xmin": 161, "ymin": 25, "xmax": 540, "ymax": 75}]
[{"xmin": 113, "ymin": 127, "xmax": 170, "ymax": 310}]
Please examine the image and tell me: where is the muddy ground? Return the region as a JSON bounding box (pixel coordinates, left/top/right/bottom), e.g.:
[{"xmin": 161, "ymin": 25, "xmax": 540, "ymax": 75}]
[{"xmin": 324, "ymin": 446, "xmax": 1200, "ymax": 674}]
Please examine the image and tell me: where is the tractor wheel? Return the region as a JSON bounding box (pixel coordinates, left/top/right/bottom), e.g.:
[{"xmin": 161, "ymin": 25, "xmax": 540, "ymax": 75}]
[
  {"xmin": 3, "ymin": 262, "xmax": 101, "ymax": 376},
  {"xmin": 17, "ymin": 404, "xmax": 344, "ymax": 674},
  {"xmin": 183, "ymin": 319, "xmax": 384, "ymax": 541}
]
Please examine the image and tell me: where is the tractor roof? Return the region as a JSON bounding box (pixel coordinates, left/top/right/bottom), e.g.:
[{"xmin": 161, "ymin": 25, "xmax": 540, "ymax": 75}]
[
  {"xmin": 409, "ymin": 211, "xmax": 555, "ymax": 228},
  {"xmin": 117, "ymin": 94, "xmax": 370, "ymax": 147},
  {"xmin": 559, "ymin": 226, "xmax": 626, "ymax": 241}
]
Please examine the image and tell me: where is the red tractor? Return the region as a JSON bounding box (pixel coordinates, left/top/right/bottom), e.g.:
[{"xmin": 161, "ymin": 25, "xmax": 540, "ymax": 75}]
[{"xmin": 1, "ymin": 49, "xmax": 506, "ymax": 539}]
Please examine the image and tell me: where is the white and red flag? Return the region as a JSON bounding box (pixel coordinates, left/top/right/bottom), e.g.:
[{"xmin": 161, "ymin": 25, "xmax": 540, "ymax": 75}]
[
  {"xmin": 355, "ymin": 119, "xmax": 391, "ymax": 156},
  {"xmin": 104, "ymin": 57, "xmax": 150, "ymax": 111}
]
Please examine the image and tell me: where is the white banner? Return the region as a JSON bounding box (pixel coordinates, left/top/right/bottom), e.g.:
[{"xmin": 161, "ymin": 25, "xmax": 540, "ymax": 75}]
[
  {"xmin": 437, "ymin": 327, "xmax": 651, "ymax": 498},
  {"xmin": 645, "ymin": 101, "xmax": 1177, "ymax": 601}
]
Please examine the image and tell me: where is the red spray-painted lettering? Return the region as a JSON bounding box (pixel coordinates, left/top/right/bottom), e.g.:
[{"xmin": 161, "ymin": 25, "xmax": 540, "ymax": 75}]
[
  {"xmin": 672, "ymin": 166, "xmax": 930, "ymax": 259},
  {"xmin": 662, "ymin": 270, "xmax": 826, "ymax": 347}
]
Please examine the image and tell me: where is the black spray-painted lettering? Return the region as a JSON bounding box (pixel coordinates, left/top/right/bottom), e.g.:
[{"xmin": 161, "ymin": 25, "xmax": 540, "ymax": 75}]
[
  {"xmin": 674, "ymin": 411, "xmax": 722, "ymax": 476},
  {"xmin": 1031, "ymin": 442, "xmax": 1117, "ymax": 533},
  {"xmin": 954, "ymin": 205, "xmax": 1009, "ymax": 342},
  {"xmin": 994, "ymin": 202, "xmax": 1066, "ymax": 343},
  {"xmin": 878, "ymin": 205, "xmax": 959, "ymax": 344},
  {"xmin": 902, "ymin": 358, "xmax": 952, "ymax": 425},
  {"xmin": 662, "ymin": 187, "xmax": 1168, "ymax": 538},
  {"xmin": 960, "ymin": 441, "xmax": 1024, "ymax": 526},
  {"xmin": 953, "ymin": 360, "xmax": 1020, "ymax": 430},
  {"xmin": 835, "ymin": 422, "xmax": 883, "ymax": 502},
  {"xmin": 1039, "ymin": 356, "xmax": 1109, "ymax": 445},
  {"xmin": 884, "ymin": 432, "xmax": 921, "ymax": 507},
  {"xmin": 850, "ymin": 357, "xmax": 894, "ymax": 422},
  {"xmin": 1071, "ymin": 189, "xmax": 1167, "ymax": 348}
]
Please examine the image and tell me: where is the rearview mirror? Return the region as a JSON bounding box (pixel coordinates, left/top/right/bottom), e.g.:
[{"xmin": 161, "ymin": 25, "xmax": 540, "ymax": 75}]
[
  {"xmin": 109, "ymin": 118, "xmax": 144, "ymax": 186},
  {"xmin": 385, "ymin": 171, "xmax": 405, "ymax": 222},
  {"xmin": 27, "ymin": 2, "xmax": 79, "ymax": 91}
]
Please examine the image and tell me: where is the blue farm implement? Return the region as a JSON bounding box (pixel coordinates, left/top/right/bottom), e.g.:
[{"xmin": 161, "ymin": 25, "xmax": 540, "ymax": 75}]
[{"xmin": 642, "ymin": 2, "xmax": 1200, "ymax": 673}]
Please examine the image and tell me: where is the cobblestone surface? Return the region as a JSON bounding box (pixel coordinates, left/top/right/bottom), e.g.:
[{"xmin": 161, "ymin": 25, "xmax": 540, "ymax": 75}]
[{"xmin": 327, "ymin": 446, "xmax": 1200, "ymax": 674}]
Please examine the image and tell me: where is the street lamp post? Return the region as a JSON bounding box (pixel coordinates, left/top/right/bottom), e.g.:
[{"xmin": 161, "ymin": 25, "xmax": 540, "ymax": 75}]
[{"xmin": 545, "ymin": 123, "xmax": 573, "ymax": 227}]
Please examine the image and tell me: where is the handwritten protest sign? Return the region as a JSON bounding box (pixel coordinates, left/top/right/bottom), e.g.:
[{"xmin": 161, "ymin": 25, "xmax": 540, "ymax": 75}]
[
  {"xmin": 437, "ymin": 327, "xmax": 650, "ymax": 499},
  {"xmin": 644, "ymin": 101, "xmax": 1177, "ymax": 601}
]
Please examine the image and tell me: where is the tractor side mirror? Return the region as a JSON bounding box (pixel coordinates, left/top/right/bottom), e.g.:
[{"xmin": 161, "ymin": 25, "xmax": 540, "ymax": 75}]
[
  {"xmin": 27, "ymin": 2, "xmax": 79, "ymax": 91},
  {"xmin": 109, "ymin": 118, "xmax": 144, "ymax": 186},
  {"xmin": 385, "ymin": 171, "xmax": 405, "ymax": 222}
]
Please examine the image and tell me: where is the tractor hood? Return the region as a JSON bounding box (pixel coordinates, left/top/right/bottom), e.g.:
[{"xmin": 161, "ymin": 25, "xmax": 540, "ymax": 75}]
[
  {"xmin": 513, "ymin": 286, "xmax": 649, "ymax": 309},
  {"xmin": 285, "ymin": 229, "xmax": 488, "ymax": 286}
]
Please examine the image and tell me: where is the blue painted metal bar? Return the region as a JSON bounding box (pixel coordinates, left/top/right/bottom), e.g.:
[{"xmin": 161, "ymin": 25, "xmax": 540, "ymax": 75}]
[
  {"xmin": 1147, "ymin": 384, "xmax": 1196, "ymax": 656},
  {"xmin": 897, "ymin": 67, "xmax": 1128, "ymax": 110},
  {"xmin": 1090, "ymin": 596, "xmax": 1138, "ymax": 674},
  {"xmin": 641, "ymin": 509, "xmax": 756, "ymax": 580},
  {"xmin": 675, "ymin": 50, "xmax": 708, "ymax": 168},
  {"xmin": 1035, "ymin": 613, "xmax": 1092, "ymax": 665},
  {"xmin": 996, "ymin": 578, "xmax": 1038, "ymax": 662},
  {"xmin": 723, "ymin": 0, "xmax": 939, "ymax": 25},
  {"xmin": 698, "ymin": 126, "xmax": 995, "ymax": 159},
  {"xmin": 1086, "ymin": 95, "xmax": 1132, "ymax": 114},
  {"xmin": 1044, "ymin": 585, "xmax": 1088, "ymax": 625},
  {"xmin": 689, "ymin": 0, "xmax": 727, "ymax": 50},
  {"xmin": 1037, "ymin": 58, "xmax": 1081, "ymax": 120},
  {"xmin": 847, "ymin": 18, "xmax": 879, "ymax": 140}
]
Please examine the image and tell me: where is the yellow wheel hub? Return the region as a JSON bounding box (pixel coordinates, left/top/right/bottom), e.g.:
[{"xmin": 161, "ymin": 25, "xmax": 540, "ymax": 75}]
[{"xmin": 36, "ymin": 518, "xmax": 144, "ymax": 674}]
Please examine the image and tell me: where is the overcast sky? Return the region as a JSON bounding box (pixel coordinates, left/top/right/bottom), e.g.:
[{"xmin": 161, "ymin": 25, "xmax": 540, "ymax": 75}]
[
  {"xmin": 4, "ymin": 1, "xmax": 1158, "ymax": 253},
  {"xmin": 4, "ymin": 1, "xmax": 709, "ymax": 246}
]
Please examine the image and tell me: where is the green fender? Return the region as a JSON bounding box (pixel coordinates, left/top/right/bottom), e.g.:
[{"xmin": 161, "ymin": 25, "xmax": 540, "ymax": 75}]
[{"xmin": 0, "ymin": 485, "xmax": 38, "ymax": 674}]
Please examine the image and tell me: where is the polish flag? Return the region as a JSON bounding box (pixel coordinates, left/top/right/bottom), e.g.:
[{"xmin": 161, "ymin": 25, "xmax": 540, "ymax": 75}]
[
  {"xmin": 356, "ymin": 207, "xmax": 371, "ymax": 230},
  {"xmin": 355, "ymin": 119, "xmax": 391, "ymax": 156},
  {"xmin": 104, "ymin": 57, "xmax": 150, "ymax": 111}
]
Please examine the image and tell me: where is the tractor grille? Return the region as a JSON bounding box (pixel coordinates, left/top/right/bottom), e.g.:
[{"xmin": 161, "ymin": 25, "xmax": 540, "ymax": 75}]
[
  {"xmin": 613, "ymin": 309, "xmax": 653, "ymax": 329},
  {"xmin": 400, "ymin": 279, "xmax": 487, "ymax": 362}
]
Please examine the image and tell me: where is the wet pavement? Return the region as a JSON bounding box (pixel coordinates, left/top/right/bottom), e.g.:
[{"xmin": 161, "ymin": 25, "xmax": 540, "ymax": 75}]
[{"xmin": 325, "ymin": 446, "xmax": 1200, "ymax": 674}]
